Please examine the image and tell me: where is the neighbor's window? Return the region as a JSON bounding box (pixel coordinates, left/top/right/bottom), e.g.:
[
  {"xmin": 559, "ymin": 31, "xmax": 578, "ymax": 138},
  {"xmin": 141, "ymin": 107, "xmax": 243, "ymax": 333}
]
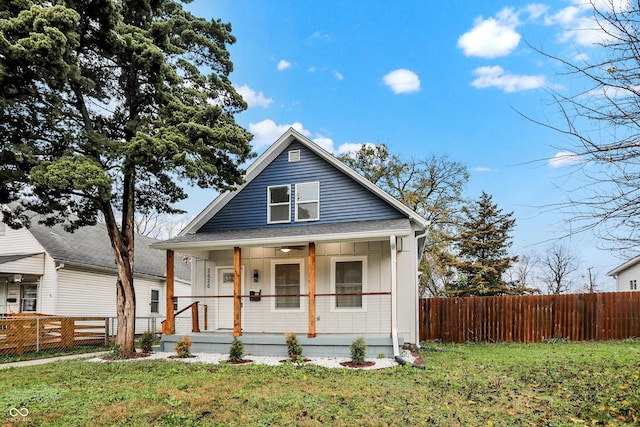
[
  {"xmin": 274, "ymin": 262, "xmax": 302, "ymax": 310},
  {"xmin": 631, "ymin": 280, "xmax": 637, "ymax": 291},
  {"xmin": 150, "ymin": 289, "xmax": 160, "ymax": 314},
  {"xmin": 333, "ymin": 257, "xmax": 366, "ymax": 309},
  {"xmin": 295, "ymin": 182, "xmax": 319, "ymax": 222},
  {"xmin": 268, "ymin": 185, "xmax": 291, "ymax": 224},
  {"xmin": 20, "ymin": 284, "xmax": 37, "ymax": 312}
]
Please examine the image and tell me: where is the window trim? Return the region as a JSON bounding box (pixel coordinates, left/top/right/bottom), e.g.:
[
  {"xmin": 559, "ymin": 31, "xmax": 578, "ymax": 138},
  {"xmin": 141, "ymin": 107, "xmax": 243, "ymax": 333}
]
[
  {"xmin": 271, "ymin": 259, "xmax": 305, "ymax": 313},
  {"xmin": 295, "ymin": 181, "xmax": 320, "ymax": 222},
  {"xmin": 330, "ymin": 256, "xmax": 367, "ymax": 312},
  {"xmin": 20, "ymin": 284, "xmax": 38, "ymax": 313},
  {"xmin": 631, "ymin": 279, "xmax": 637, "ymax": 291},
  {"xmin": 267, "ymin": 184, "xmax": 291, "ymax": 224},
  {"xmin": 150, "ymin": 287, "xmax": 161, "ymax": 315}
]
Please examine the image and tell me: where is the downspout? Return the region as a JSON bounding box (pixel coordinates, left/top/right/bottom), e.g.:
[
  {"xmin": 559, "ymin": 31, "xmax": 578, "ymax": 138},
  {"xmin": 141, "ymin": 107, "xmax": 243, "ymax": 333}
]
[
  {"xmin": 414, "ymin": 229, "xmax": 429, "ymax": 347},
  {"xmin": 390, "ymin": 235, "xmax": 399, "ymax": 357},
  {"xmin": 53, "ymin": 261, "xmax": 64, "ymax": 314}
]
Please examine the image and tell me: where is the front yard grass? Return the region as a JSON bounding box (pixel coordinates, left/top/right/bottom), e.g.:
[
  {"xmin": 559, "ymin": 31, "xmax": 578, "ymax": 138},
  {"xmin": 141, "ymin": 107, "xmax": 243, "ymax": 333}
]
[{"xmin": 1, "ymin": 340, "xmax": 639, "ymax": 426}]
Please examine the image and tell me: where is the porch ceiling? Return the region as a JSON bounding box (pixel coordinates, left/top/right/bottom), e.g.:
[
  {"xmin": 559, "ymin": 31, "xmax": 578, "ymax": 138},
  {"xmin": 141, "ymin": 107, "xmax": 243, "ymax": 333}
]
[{"xmin": 151, "ymin": 218, "xmax": 412, "ymax": 251}]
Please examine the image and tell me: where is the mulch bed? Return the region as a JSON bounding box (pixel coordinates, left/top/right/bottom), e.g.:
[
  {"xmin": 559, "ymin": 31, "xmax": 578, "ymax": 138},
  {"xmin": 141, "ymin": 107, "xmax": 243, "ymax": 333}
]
[
  {"xmin": 228, "ymin": 359, "xmax": 253, "ymax": 364},
  {"xmin": 101, "ymin": 352, "xmax": 152, "ymax": 361},
  {"xmin": 339, "ymin": 361, "xmax": 376, "ymax": 368}
]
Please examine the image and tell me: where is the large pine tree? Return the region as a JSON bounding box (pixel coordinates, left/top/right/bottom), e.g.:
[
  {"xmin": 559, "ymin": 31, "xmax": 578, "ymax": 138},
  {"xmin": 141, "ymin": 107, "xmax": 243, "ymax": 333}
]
[
  {"xmin": 447, "ymin": 192, "xmax": 519, "ymax": 297},
  {"xmin": 0, "ymin": 1, "xmax": 253, "ymax": 356}
]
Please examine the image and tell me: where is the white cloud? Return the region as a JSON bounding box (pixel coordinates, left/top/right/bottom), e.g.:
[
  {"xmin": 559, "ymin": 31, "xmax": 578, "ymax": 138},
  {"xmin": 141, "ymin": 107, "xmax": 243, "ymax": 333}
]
[
  {"xmin": 525, "ymin": 3, "xmax": 549, "ymax": 20},
  {"xmin": 333, "ymin": 71, "xmax": 344, "ymax": 81},
  {"xmin": 248, "ymin": 120, "xmax": 311, "ymax": 149},
  {"xmin": 549, "ymin": 151, "xmax": 581, "ymax": 168},
  {"xmin": 308, "ymin": 31, "xmax": 330, "ymax": 41},
  {"xmin": 458, "ymin": 8, "xmax": 521, "ymax": 58},
  {"xmin": 471, "ymin": 65, "xmax": 545, "ymax": 92},
  {"xmin": 234, "ymin": 84, "xmax": 273, "ymax": 109},
  {"xmin": 382, "ymin": 69, "xmax": 420, "ymax": 94},
  {"xmin": 475, "ymin": 166, "xmax": 498, "ymax": 173},
  {"xmin": 277, "ymin": 59, "xmax": 291, "ymax": 71}
]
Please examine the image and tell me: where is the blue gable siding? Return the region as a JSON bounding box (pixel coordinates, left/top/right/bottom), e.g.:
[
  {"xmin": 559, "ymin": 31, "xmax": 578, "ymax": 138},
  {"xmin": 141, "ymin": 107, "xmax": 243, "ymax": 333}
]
[{"xmin": 197, "ymin": 141, "xmax": 404, "ymax": 232}]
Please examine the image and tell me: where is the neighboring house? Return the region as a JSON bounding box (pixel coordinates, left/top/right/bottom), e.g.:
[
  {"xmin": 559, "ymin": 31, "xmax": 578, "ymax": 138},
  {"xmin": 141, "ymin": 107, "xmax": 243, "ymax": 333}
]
[
  {"xmin": 608, "ymin": 255, "xmax": 640, "ymax": 291},
  {"xmin": 152, "ymin": 128, "xmax": 429, "ymax": 357},
  {"xmin": 0, "ymin": 213, "xmax": 190, "ymax": 332}
]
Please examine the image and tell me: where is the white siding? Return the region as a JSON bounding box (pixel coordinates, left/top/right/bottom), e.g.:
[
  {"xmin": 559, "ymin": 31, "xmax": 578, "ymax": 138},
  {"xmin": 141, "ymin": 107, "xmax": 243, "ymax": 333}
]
[
  {"xmin": 200, "ymin": 240, "xmax": 401, "ymax": 337},
  {"xmin": 0, "ymin": 226, "xmax": 44, "ymax": 256},
  {"xmin": 614, "ymin": 262, "xmax": 640, "ymax": 291}
]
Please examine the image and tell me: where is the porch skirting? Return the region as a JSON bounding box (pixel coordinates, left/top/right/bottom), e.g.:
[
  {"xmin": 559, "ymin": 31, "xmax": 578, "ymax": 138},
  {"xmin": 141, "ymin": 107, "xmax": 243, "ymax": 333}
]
[{"xmin": 159, "ymin": 333, "xmax": 403, "ymax": 358}]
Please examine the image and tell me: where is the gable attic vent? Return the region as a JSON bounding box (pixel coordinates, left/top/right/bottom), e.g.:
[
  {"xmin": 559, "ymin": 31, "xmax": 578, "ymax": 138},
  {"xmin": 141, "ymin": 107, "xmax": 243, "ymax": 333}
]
[{"xmin": 288, "ymin": 150, "xmax": 301, "ymax": 162}]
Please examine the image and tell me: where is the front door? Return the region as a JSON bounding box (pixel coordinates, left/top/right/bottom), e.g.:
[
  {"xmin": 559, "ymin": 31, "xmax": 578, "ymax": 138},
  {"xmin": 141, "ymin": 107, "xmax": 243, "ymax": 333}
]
[{"xmin": 216, "ymin": 267, "xmax": 240, "ymax": 330}]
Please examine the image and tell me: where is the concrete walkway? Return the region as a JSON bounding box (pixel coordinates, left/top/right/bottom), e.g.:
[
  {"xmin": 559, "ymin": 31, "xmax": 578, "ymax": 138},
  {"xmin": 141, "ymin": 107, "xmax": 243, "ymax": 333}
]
[{"xmin": 0, "ymin": 351, "xmax": 109, "ymax": 369}]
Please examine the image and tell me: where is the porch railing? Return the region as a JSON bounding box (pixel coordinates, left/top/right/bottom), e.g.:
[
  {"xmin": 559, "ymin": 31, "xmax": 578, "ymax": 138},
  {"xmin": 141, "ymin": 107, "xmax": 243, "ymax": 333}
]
[{"xmin": 169, "ymin": 292, "xmax": 392, "ymax": 336}]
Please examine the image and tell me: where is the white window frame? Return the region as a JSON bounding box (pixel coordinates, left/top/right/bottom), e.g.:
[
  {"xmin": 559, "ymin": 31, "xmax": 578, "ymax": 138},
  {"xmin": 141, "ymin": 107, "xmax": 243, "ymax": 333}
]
[
  {"xmin": 150, "ymin": 288, "xmax": 161, "ymax": 314},
  {"xmin": 295, "ymin": 182, "xmax": 320, "ymax": 222},
  {"xmin": 271, "ymin": 259, "xmax": 305, "ymax": 313},
  {"xmin": 631, "ymin": 280, "xmax": 637, "ymax": 291},
  {"xmin": 20, "ymin": 284, "xmax": 38, "ymax": 313},
  {"xmin": 331, "ymin": 256, "xmax": 367, "ymax": 312},
  {"xmin": 267, "ymin": 184, "xmax": 291, "ymax": 224}
]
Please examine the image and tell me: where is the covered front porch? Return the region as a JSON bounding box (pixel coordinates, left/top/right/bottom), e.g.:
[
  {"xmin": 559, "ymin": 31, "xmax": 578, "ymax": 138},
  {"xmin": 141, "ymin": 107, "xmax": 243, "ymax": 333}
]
[{"xmin": 158, "ymin": 232, "xmax": 409, "ymax": 357}]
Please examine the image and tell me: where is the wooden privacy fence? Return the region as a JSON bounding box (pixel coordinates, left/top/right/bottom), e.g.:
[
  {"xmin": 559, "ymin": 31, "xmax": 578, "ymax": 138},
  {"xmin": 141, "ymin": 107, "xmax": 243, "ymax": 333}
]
[
  {"xmin": 0, "ymin": 316, "xmax": 109, "ymax": 355},
  {"xmin": 419, "ymin": 291, "xmax": 640, "ymax": 343}
]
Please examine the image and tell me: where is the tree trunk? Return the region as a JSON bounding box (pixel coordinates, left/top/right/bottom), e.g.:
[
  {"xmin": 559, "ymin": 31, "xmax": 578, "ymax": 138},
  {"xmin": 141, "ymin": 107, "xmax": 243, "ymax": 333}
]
[
  {"xmin": 115, "ymin": 276, "xmax": 136, "ymax": 354},
  {"xmin": 102, "ymin": 198, "xmax": 137, "ymax": 357}
]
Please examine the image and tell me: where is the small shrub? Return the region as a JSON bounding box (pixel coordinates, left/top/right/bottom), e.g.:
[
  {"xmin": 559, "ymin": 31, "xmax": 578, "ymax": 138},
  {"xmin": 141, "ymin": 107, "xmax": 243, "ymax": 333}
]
[
  {"xmin": 350, "ymin": 337, "xmax": 367, "ymax": 365},
  {"xmin": 138, "ymin": 331, "xmax": 155, "ymax": 354},
  {"xmin": 285, "ymin": 332, "xmax": 303, "ymax": 361},
  {"xmin": 377, "ymin": 353, "xmax": 386, "ymax": 359},
  {"xmin": 229, "ymin": 336, "xmax": 244, "ymax": 363},
  {"xmin": 175, "ymin": 335, "xmax": 192, "ymax": 358}
]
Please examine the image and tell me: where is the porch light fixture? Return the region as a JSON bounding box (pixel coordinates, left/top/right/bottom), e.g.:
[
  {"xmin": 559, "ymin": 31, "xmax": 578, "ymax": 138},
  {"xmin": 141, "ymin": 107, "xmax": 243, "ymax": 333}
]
[{"xmin": 280, "ymin": 247, "xmax": 291, "ymax": 253}]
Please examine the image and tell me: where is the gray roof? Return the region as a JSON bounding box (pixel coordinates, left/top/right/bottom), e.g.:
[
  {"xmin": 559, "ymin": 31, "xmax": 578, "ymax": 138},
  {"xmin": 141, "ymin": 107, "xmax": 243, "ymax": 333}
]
[
  {"xmin": 152, "ymin": 218, "xmax": 412, "ymax": 250},
  {"xmin": 0, "ymin": 253, "xmax": 43, "ymax": 264},
  {"xmin": 27, "ymin": 220, "xmax": 190, "ymax": 282}
]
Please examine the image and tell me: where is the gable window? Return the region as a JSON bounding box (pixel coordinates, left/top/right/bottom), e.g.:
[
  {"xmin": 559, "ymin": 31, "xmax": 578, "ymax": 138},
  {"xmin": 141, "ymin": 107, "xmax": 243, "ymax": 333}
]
[
  {"xmin": 295, "ymin": 182, "xmax": 319, "ymax": 222},
  {"xmin": 272, "ymin": 261, "xmax": 304, "ymax": 311},
  {"xmin": 332, "ymin": 257, "xmax": 366, "ymax": 310},
  {"xmin": 268, "ymin": 185, "xmax": 291, "ymax": 224},
  {"xmin": 20, "ymin": 284, "xmax": 37, "ymax": 312},
  {"xmin": 150, "ymin": 289, "xmax": 160, "ymax": 314},
  {"xmin": 631, "ymin": 280, "xmax": 637, "ymax": 290}
]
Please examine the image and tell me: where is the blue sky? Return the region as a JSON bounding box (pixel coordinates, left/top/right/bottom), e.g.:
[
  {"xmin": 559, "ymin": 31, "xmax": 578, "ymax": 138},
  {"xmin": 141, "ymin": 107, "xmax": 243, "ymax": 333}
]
[{"xmin": 180, "ymin": 0, "xmax": 626, "ymax": 290}]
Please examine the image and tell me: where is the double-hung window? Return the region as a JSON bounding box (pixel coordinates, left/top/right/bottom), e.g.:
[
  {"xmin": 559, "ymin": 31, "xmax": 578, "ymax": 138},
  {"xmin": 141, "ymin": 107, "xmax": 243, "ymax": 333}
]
[
  {"xmin": 268, "ymin": 185, "xmax": 291, "ymax": 224},
  {"xmin": 295, "ymin": 182, "xmax": 319, "ymax": 221},
  {"xmin": 273, "ymin": 261, "xmax": 303, "ymax": 311},
  {"xmin": 631, "ymin": 280, "xmax": 637, "ymax": 291},
  {"xmin": 20, "ymin": 284, "xmax": 37, "ymax": 312},
  {"xmin": 332, "ymin": 257, "xmax": 366, "ymax": 310},
  {"xmin": 150, "ymin": 289, "xmax": 160, "ymax": 314}
]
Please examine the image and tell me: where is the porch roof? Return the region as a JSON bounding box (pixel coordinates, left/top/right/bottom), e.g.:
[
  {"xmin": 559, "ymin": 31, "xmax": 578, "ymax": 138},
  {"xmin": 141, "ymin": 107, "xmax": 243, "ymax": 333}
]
[{"xmin": 150, "ymin": 218, "xmax": 412, "ymax": 250}]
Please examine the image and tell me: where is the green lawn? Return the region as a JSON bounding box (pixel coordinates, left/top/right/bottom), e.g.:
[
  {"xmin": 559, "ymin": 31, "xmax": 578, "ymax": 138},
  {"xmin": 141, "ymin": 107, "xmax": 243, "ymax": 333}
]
[{"xmin": 1, "ymin": 341, "xmax": 639, "ymax": 426}]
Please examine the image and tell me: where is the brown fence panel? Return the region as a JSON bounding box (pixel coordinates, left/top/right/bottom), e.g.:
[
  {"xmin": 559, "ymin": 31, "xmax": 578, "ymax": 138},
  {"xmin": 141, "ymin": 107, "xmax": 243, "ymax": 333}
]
[{"xmin": 419, "ymin": 291, "xmax": 640, "ymax": 343}]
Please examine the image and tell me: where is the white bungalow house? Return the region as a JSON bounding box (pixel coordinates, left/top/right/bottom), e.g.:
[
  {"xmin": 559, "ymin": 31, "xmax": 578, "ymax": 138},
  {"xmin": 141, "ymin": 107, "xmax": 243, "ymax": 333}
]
[
  {"xmin": 608, "ymin": 255, "xmax": 640, "ymax": 291},
  {"xmin": 0, "ymin": 213, "xmax": 190, "ymax": 333},
  {"xmin": 152, "ymin": 128, "xmax": 429, "ymax": 357}
]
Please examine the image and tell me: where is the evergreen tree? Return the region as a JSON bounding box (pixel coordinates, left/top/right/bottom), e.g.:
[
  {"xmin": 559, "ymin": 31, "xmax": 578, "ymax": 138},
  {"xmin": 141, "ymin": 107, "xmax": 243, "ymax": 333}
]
[
  {"xmin": 446, "ymin": 192, "xmax": 519, "ymax": 297},
  {"xmin": 0, "ymin": 1, "xmax": 253, "ymax": 356}
]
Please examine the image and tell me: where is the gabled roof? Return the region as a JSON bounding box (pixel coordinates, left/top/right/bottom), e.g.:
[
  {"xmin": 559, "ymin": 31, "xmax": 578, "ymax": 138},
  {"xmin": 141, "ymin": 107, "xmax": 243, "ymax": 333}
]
[
  {"xmin": 607, "ymin": 254, "xmax": 640, "ymax": 277},
  {"xmin": 179, "ymin": 128, "xmax": 428, "ymax": 236},
  {"xmin": 21, "ymin": 217, "xmax": 190, "ymax": 282}
]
